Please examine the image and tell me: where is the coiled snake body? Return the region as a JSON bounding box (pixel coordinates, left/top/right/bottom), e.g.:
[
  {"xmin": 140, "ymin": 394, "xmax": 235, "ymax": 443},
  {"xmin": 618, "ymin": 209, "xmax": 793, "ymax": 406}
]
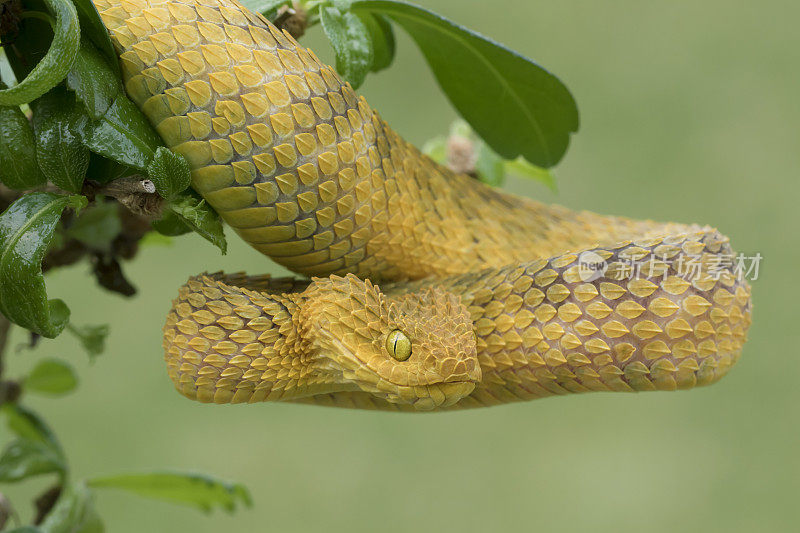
[{"xmin": 93, "ymin": 0, "xmax": 752, "ymax": 410}]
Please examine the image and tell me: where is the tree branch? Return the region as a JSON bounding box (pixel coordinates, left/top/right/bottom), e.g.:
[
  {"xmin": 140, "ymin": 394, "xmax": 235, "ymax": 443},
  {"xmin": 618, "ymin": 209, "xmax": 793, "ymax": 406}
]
[
  {"xmin": 1, "ymin": 177, "xmax": 159, "ymax": 320},
  {"xmin": 81, "ymin": 176, "xmax": 164, "ymax": 220}
]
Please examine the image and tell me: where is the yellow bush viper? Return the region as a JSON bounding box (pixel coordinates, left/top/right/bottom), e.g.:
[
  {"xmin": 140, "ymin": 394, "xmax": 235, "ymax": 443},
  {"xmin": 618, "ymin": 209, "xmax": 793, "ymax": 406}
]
[{"xmin": 91, "ymin": 0, "xmax": 752, "ymax": 410}]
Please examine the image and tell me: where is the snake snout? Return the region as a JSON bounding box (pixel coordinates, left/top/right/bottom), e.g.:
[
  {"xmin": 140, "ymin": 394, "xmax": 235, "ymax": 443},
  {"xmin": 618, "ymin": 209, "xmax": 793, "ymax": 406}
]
[{"xmin": 411, "ymin": 382, "xmax": 477, "ymax": 411}]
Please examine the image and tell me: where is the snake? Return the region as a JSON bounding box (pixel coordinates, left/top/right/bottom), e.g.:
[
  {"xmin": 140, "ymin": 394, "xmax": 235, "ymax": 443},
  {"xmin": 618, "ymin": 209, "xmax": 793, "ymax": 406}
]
[{"xmin": 90, "ymin": 0, "xmax": 752, "ymax": 411}]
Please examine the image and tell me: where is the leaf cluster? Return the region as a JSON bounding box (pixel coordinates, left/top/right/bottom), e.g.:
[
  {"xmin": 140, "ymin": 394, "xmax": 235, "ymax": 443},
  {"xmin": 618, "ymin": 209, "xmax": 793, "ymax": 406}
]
[
  {"xmin": 0, "ymin": 0, "xmax": 227, "ymax": 340},
  {"xmin": 266, "ymin": 0, "xmax": 579, "ymax": 167},
  {"xmin": 0, "ymin": 2, "xmax": 242, "ymax": 529},
  {"xmin": 0, "ymin": 406, "xmax": 250, "ymax": 532}
]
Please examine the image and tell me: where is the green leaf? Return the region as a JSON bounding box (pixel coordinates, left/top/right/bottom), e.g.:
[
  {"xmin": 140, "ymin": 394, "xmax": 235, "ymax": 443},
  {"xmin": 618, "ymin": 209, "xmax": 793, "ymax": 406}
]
[
  {"xmin": 0, "ymin": 193, "xmax": 87, "ymax": 338},
  {"xmin": 40, "ymin": 483, "xmax": 104, "ymax": 533},
  {"xmin": 84, "ymin": 152, "xmax": 136, "ymax": 186},
  {"xmin": 71, "ymin": 0, "xmax": 120, "ymax": 76},
  {"xmin": 504, "ymin": 157, "xmax": 556, "ymax": 191},
  {"xmin": 0, "ymin": 0, "xmax": 81, "ymax": 107},
  {"xmin": 421, "ymin": 135, "xmax": 446, "ymax": 164},
  {"xmin": 66, "ymin": 40, "xmax": 121, "ymax": 120},
  {"xmin": 350, "ymin": 0, "xmax": 579, "ymax": 168},
  {"xmin": 146, "ymin": 147, "xmax": 192, "ymax": 200},
  {"xmin": 3, "ymin": 11, "xmax": 55, "ymax": 85},
  {"xmin": 7, "ymin": 527, "xmax": 43, "ymax": 532},
  {"xmin": 0, "ymin": 100, "xmax": 46, "ymax": 190},
  {"xmin": 0, "ymin": 439, "xmax": 65, "ymax": 483},
  {"xmin": 151, "ymin": 209, "xmax": 191, "ymax": 237},
  {"xmin": 475, "ymin": 141, "xmax": 505, "ymax": 187},
  {"xmin": 65, "ymin": 200, "xmax": 121, "ymax": 251},
  {"xmin": 66, "ymin": 323, "xmax": 109, "ymax": 360},
  {"xmin": 240, "ymin": 0, "xmax": 290, "ymax": 20},
  {"xmin": 320, "ymin": 6, "xmax": 373, "ymax": 89},
  {"xmin": 165, "ymin": 193, "xmax": 227, "ymax": 253},
  {"xmin": 448, "ymin": 119, "xmax": 472, "ymax": 139},
  {"xmin": 78, "ymin": 96, "xmax": 161, "ymax": 171},
  {"xmin": 26, "ymin": 359, "xmax": 78, "ymax": 396},
  {"xmin": 139, "ymin": 231, "xmax": 174, "ymax": 247},
  {"xmin": 88, "ymin": 472, "xmax": 252, "ymax": 513},
  {"xmin": 2, "ymin": 404, "xmax": 64, "ymax": 456},
  {"xmin": 357, "ymin": 12, "xmax": 395, "ymax": 72},
  {"xmin": 32, "ymin": 87, "xmax": 91, "ymax": 193},
  {"xmin": 330, "ymin": 0, "xmax": 355, "ymax": 10}
]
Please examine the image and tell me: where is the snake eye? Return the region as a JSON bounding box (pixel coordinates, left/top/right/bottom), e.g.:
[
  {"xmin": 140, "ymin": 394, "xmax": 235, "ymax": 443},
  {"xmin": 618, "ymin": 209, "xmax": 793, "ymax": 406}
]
[{"xmin": 386, "ymin": 329, "xmax": 412, "ymax": 361}]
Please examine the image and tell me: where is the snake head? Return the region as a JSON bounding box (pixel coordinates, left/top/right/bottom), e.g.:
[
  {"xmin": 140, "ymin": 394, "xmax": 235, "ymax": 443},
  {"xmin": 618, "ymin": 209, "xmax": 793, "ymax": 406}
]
[{"xmin": 302, "ymin": 274, "xmax": 480, "ymax": 410}]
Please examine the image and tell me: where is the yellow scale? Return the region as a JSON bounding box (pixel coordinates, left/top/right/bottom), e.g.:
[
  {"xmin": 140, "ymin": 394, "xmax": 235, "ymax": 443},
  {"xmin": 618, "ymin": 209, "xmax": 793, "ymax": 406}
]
[{"xmin": 92, "ymin": 0, "xmax": 752, "ymax": 410}]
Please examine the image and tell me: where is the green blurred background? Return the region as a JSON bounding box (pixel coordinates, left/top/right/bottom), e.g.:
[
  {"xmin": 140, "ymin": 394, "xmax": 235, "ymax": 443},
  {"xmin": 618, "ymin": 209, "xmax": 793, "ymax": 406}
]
[{"xmin": 3, "ymin": 0, "xmax": 799, "ymax": 531}]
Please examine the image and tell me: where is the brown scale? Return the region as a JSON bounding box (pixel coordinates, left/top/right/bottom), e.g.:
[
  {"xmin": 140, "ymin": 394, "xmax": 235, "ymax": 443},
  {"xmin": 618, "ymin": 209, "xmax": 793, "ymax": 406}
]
[{"xmin": 92, "ymin": 0, "xmax": 753, "ymax": 410}]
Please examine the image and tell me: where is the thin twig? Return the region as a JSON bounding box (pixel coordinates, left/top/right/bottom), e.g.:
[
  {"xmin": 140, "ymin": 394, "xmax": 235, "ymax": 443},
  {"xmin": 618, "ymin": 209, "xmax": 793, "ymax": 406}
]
[
  {"xmin": 84, "ymin": 176, "xmax": 164, "ymax": 219},
  {"xmin": 98, "ymin": 176, "xmax": 156, "ymax": 196}
]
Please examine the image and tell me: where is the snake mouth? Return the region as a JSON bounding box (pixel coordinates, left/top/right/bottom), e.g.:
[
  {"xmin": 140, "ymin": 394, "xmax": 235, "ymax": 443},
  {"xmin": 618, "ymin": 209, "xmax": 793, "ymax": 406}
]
[
  {"xmin": 360, "ymin": 380, "xmax": 478, "ymax": 411},
  {"xmin": 363, "ymin": 381, "xmax": 477, "ymax": 411},
  {"xmin": 409, "ymin": 382, "xmax": 476, "ymax": 411}
]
